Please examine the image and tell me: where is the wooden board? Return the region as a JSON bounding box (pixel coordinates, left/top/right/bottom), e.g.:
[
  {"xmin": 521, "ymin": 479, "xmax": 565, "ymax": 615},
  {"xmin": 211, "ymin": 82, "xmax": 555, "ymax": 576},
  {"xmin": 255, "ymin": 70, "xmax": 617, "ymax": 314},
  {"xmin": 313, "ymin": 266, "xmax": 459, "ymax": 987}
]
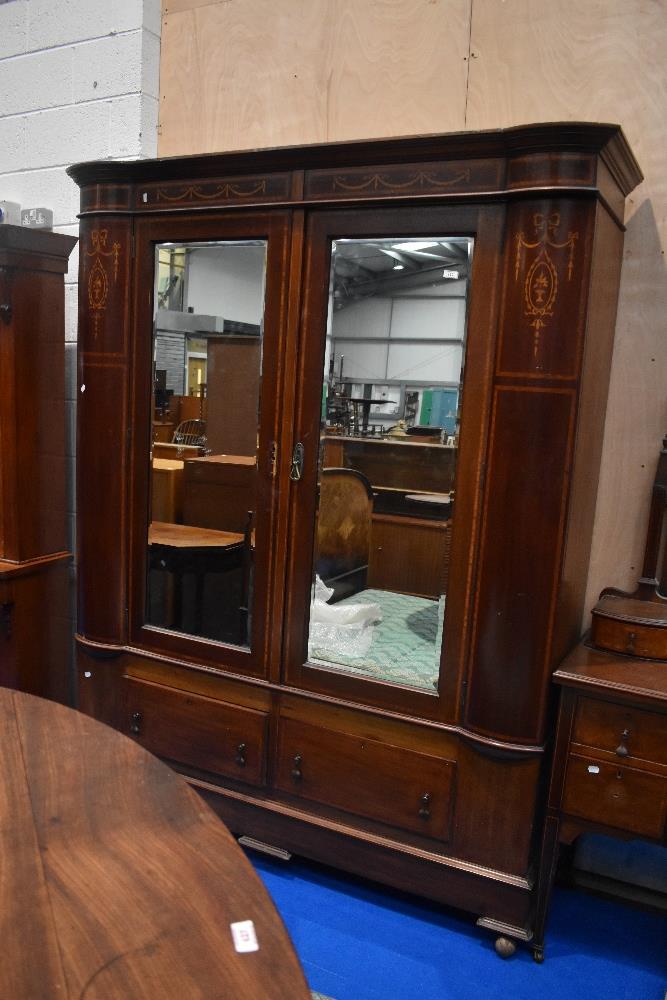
[
  {"xmin": 464, "ymin": 0, "xmax": 667, "ymax": 624},
  {"xmin": 158, "ymin": 0, "xmax": 471, "ymax": 155}
]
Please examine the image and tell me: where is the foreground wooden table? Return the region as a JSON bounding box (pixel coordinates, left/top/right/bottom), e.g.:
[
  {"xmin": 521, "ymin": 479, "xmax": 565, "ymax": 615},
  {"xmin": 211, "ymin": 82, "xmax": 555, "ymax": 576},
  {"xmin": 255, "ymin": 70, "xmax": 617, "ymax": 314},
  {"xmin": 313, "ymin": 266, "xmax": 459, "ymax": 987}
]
[{"xmin": 0, "ymin": 688, "xmax": 311, "ymax": 999}]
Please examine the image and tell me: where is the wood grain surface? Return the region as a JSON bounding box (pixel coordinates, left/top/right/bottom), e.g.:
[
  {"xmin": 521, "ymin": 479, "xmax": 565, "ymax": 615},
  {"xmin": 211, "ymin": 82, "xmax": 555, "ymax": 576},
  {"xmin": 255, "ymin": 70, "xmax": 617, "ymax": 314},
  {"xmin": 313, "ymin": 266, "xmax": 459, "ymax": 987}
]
[
  {"xmin": 158, "ymin": 0, "xmax": 470, "ymax": 154},
  {"xmin": 157, "ymin": 0, "xmax": 667, "ymax": 631},
  {"xmin": 0, "ymin": 688, "xmax": 310, "ymax": 1000},
  {"xmin": 464, "ymin": 0, "xmax": 667, "ymax": 625}
]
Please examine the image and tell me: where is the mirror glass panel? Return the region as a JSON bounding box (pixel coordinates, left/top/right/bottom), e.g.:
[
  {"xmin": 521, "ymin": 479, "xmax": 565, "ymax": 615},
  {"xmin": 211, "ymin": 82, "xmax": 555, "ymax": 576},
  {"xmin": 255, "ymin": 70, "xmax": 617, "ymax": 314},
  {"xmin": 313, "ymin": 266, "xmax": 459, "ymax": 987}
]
[
  {"xmin": 146, "ymin": 240, "xmax": 267, "ymax": 648},
  {"xmin": 308, "ymin": 236, "xmax": 473, "ymax": 690}
]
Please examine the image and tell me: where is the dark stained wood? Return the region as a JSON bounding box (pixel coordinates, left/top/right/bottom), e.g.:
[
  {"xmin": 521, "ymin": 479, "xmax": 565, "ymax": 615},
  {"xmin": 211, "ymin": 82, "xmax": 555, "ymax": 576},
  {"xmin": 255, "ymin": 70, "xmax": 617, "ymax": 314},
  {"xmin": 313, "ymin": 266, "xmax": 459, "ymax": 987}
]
[
  {"xmin": 125, "ymin": 676, "xmax": 269, "ymax": 785},
  {"xmin": 368, "ymin": 514, "xmax": 449, "ymax": 599},
  {"xmin": 183, "ymin": 454, "xmax": 257, "ymax": 534},
  {"xmin": 532, "ymin": 641, "xmax": 667, "ymax": 955},
  {"xmin": 1, "ymin": 688, "xmax": 310, "ymax": 1000},
  {"xmin": 0, "ymin": 226, "xmax": 75, "ymax": 701},
  {"xmin": 206, "ymin": 337, "xmax": 261, "ymax": 456},
  {"xmin": 275, "ymin": 715, "xmax": 456, "ymax": 840},
  {"xmin": 0, "ymin": 691, "xmax": 68, "ymax": 998},
  {"xmin": 69, "ymin": 126, "xmax": 642, "ymax": 954},
  {"xmin": 324, "ymin": 435, "xmax": 456, "ymax": 494},
  {"xmin": 591, "ymin": 595, "xmax": 667, "ymax": 659},
  {"xmin": 465, "ymin": 386, "xmax": 576, "ymax": 742}
]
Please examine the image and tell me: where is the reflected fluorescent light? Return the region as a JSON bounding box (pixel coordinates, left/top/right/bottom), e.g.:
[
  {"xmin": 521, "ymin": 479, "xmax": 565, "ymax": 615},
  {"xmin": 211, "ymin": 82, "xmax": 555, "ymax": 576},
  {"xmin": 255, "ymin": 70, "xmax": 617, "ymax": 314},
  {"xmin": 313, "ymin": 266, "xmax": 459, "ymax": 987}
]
[
  {"xmin": 393, "ymin": 264, "xmax": 405, "ymax": 270},
  {"xmin": 393, "ymin": 241, "xmax": 439, "ymax": 252}
]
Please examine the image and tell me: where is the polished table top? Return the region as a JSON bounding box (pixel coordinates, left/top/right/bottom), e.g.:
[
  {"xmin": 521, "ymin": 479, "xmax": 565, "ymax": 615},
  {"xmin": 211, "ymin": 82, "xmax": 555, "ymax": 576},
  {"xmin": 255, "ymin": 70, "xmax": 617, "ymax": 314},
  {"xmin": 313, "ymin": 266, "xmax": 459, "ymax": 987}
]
[
  {"xmin": 1, "ymin": 688, "xmax": 311, "ymax": 999},
  {"xmin": 149, "ymin": 520, "xmax": 244, "ymax": 549}
]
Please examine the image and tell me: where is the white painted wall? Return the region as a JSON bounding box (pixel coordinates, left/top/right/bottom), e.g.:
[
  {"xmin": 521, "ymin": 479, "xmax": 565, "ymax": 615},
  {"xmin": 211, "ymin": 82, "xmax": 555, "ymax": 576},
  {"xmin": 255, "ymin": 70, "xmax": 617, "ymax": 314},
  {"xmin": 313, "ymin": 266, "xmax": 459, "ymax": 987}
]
[{"xmin": 185, "ymin": 245, "xmax": 267, "ymax": 324}]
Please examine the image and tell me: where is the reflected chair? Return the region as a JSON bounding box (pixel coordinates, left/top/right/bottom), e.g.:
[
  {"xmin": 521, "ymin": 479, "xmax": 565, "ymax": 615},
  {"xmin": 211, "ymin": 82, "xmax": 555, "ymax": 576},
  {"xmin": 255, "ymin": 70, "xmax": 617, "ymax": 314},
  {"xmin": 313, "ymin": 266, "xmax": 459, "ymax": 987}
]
[
  {"xmin": 172, "ymin": 418, "xmax": 208, "ymax": 450},
  {"xmin": 315, "ymin": 468, "xmax": 373, "ymax": 601}
]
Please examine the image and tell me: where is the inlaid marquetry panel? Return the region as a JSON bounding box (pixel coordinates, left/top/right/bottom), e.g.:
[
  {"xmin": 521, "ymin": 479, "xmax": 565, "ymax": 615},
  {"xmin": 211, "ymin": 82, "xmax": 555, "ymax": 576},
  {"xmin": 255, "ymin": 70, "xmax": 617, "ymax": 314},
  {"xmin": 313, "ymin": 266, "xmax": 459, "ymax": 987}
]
[
  {"xmin": 496, "ymin": 200, "xmax": 593, "ymax": 380},
  {"xmin": 305, "ymin": 158, "xmax": 503, "ymax": 201},
  {"xmin": 136, "ymin": 173, "xmax": 291, "ymax": 210},
  {"xmin": 78, "ymin": 219, "xmax": 131, "ymax": 358}
]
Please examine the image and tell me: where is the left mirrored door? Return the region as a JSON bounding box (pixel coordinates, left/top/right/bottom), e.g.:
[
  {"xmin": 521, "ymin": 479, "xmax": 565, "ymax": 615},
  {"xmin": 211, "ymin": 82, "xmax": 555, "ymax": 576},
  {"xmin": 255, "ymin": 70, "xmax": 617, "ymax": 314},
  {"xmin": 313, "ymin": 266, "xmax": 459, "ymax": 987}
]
[
  {"xmin": 148, "ymin": 239, "xmax": 265, "ymax": 647},
  {"xmin": 130, "ymin": 213, "xmax": 291, "ymax": 677}
]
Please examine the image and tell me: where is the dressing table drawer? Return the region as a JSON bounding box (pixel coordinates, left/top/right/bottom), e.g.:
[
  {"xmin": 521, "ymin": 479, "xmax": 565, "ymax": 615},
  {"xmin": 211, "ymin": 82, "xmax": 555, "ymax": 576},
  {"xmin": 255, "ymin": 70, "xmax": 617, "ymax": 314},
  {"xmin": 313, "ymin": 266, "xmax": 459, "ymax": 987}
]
[
  {"xmin": 275, "ymin": 717, "xmax": 456, "ymax": 840},
  {"xmin": 125, "ymin": 677, "xmax": 268, "ymax": 786},
  {"xmin": 572, "ymin": 696, "xmax": 667, "ymax": 765},
  {"xmin": 561, "ymin": 754, "xmax": 667, "ymax": 838}
]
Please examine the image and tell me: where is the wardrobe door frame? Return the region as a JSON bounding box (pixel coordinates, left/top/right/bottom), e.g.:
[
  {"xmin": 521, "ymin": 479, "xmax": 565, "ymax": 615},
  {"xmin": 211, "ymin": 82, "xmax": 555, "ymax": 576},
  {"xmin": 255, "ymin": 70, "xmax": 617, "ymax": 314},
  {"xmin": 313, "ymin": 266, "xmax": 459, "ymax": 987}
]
[
  {"xmin": 128, "ymin": 210, "xmax": 293, "ymax": 679},
  {"xmin": 281, "ymin": 202, "xmax": 505, "ymax": 723}
]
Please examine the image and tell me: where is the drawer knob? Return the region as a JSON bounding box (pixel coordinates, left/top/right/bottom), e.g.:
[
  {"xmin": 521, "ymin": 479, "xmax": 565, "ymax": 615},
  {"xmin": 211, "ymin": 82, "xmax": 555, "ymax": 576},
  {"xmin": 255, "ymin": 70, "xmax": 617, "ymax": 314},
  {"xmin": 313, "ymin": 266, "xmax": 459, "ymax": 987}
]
[
  {"xmin": 235, "ymin": 742, "xmax": 247, "ymax": 767},
  {"xmin": 291, "ymin": 754, "xmax": 303, "ymax": 782},
  {"xmin": 129, "ymin": 711, "xmax": 142, "ymax": 735},
  {"xmin": 615, "ymin": 728, "xmax": 630, "ymax": 757},
  {"xmin": 625, "ymin": 631, "xmax": 637, "ymax": 654},
  {"xmin": 419, "ymin": 792, "xmax": 432, "ymax": 820}
]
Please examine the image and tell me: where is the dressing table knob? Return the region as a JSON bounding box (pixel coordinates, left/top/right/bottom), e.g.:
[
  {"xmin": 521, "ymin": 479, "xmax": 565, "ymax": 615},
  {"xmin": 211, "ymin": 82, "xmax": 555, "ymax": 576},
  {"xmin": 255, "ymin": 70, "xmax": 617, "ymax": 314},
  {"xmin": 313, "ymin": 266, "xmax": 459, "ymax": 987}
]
[
  {"xmin": 235, "ymin": 742, "xmax": 247, "ymax": 767},
  {"xmin": 419, "ymin": 793, "xmax": 432, "ymax": 819},
  {"xmin": 129, "ymin": 711, "xmax": 142, "ymax": 735}
]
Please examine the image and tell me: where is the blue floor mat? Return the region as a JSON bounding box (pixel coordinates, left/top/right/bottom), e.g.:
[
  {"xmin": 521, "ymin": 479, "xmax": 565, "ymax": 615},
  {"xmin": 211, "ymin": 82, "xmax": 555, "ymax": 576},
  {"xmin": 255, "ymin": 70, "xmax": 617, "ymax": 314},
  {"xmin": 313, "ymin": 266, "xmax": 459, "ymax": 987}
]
[{"xmin": 251, "ymin": 853, "xmax": 667, "ymax": 1000}]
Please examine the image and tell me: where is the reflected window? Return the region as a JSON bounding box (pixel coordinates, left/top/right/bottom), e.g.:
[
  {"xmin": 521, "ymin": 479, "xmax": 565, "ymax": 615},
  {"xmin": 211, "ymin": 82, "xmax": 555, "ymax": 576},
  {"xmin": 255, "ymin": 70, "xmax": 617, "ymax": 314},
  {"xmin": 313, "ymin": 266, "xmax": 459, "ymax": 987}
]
[
  {"xmin": 146, "ymin": 240, "xmax": 266, "ymax": 649},
  {"xmin": 309, "ymin": 236, "xmax": 473, "ymax": 690}
]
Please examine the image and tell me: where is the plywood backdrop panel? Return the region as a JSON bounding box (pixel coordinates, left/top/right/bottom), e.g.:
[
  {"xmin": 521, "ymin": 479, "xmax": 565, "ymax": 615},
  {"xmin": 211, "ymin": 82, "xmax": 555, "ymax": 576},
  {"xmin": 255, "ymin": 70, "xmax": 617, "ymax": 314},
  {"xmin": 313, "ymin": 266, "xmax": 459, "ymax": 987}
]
[
  {"xmin": 465, "ymin": 0, "xmax": 667, "ymax": 619},
  {"xmin": 158, "ymin": 0, "xmax": 666, "ymax": 627},
  {"xmin": 158, "ymin": 0, "xmax": 471, "ymax": 154}
]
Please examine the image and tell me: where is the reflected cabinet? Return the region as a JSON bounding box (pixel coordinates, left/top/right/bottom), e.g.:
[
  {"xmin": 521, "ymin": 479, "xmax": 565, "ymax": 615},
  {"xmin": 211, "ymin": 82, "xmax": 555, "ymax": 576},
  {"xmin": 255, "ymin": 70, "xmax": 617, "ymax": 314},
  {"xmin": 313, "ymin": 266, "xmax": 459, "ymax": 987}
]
[{"xmin": 69, "ymin": 124, "xmax": 642, "ymax": 957}]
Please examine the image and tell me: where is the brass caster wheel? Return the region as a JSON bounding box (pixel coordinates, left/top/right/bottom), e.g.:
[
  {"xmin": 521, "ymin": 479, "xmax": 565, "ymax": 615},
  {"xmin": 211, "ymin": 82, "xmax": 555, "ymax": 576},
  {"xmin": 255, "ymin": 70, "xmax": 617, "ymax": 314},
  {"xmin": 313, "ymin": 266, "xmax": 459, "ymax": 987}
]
[
  {"xmin": 494, "ymin": 935, "xmax": 516, "ymax": 959},
  {"xmin": 532, "ymin": 946, "xmax": 545, "ymax": 964}
]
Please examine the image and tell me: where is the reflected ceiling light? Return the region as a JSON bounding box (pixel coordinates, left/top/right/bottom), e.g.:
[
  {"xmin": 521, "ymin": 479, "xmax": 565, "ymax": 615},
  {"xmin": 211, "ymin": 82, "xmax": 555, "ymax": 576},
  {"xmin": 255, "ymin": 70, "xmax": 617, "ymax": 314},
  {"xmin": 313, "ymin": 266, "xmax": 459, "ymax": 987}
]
[
  {"xmin": 393, "ymin": 264, "xmax": 405, "ymax": 270},
  {"xmin": 393, "ymin": 241, "xmax": 439, "ymax": 252}
]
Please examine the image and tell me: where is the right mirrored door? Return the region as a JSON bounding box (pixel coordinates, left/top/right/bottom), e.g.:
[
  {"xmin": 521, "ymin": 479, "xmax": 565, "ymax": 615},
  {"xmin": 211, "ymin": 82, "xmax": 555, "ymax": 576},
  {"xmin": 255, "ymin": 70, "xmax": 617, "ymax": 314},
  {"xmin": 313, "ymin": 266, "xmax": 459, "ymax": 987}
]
[{"xmin": 286, "ymin": 214, "xmax": 476, "ymax": 700}]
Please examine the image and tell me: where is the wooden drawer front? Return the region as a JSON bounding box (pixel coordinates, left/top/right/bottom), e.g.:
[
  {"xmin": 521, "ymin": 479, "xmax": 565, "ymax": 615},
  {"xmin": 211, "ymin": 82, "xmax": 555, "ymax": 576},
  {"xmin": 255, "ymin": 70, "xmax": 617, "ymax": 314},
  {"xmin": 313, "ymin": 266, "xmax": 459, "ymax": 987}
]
[
  {"xmin": 125, "ymin": 678, "xmax": 267, "ymax": 786},
  {"xmin": 368, "ymin": 516, "xmax": 448, "ymax": 599},
  {"xmin": 562, "ymin": 755, "xmax": 667, "ymax": 838},
  {"xmin": 591, "ymin": 613, "xmax": 667, "ymax": 660},
  {"xmin": 275, "ymin": 718, "xmax": 455, "ymax": 840},
  {"xmin": 573, "ymin": 697, "xmax": 667, "ymax": 766}
]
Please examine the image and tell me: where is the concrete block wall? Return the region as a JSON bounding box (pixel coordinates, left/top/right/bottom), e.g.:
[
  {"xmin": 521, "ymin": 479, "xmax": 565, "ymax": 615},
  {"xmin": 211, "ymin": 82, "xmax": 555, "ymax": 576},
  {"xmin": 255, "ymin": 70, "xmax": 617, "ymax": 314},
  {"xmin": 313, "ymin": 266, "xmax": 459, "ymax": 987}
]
[{"xmin": 0, "ymin": 0, "xmax": 160, "ymax": 699}]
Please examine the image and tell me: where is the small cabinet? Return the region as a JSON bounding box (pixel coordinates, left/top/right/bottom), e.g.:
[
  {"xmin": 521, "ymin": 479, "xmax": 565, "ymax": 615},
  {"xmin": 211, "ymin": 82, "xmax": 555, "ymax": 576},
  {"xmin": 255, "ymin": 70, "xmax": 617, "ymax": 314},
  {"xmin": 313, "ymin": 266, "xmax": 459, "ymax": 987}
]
[
  {"xmin": 0, "ymin": 226, "xmax": 76, "ymax": 701},
  {"xmin": 69, "ymin": 124, "xmax": 642, "ymax": 954},
  {"xmin": 533, "ymin": 643, "xmax": 667, "ymax": 957}
]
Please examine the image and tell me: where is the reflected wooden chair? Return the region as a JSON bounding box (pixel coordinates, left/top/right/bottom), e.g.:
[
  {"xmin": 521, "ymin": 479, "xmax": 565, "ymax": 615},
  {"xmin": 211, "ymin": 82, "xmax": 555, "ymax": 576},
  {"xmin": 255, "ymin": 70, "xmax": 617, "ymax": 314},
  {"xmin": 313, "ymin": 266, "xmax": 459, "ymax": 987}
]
[
  {"xmin": 172, "ymin": 418, "xmax": 208, "ymax": 450},
  {"xmin": 315, "ymin": 468, "xmax": 373, "ymax": 602}
]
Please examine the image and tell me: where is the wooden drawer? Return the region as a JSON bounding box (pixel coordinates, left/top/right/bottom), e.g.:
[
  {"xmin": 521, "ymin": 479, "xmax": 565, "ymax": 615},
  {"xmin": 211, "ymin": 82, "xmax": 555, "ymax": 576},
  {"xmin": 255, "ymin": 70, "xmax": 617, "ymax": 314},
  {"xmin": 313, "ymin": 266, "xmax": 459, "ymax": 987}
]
[
  {"xmin": 572, "ymin": 697, "xmax": 667, "ymax": 766},
  {"xmin": 275, "ymin": 717, "xmax": 455, "ymax": 840},
  {"xmin": 125, "ymin": 677, "xmax": 268, "ymax": 786},
  {"xmin": 562, "ymin": 754, "xmax": 667, "ymax": 838}
]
